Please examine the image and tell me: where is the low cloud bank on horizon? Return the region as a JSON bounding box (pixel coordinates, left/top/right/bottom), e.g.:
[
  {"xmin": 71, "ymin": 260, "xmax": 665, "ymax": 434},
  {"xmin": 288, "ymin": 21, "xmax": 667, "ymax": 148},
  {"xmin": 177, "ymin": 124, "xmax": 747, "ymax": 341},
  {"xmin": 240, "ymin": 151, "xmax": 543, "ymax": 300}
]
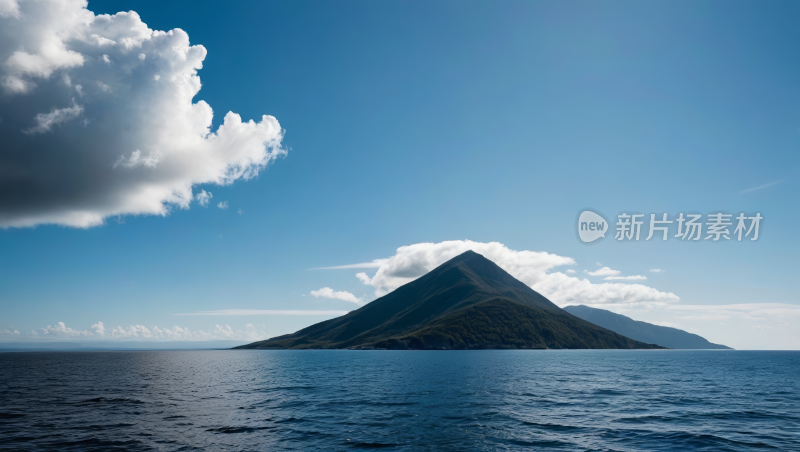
[
  {"xmin": 1, "ymin": 321, "xmax": 269, "ymax": 342},
  {"xmin": 0, "ymin": 0, "xmax": 284, "ymax": 228},
  {"xmin": 1, "ymin": 311, "xmax": 352, "ymax": 342},
  {"xmin": 174, "ymin": 309, "xmax": 351, "ymax": 316}
]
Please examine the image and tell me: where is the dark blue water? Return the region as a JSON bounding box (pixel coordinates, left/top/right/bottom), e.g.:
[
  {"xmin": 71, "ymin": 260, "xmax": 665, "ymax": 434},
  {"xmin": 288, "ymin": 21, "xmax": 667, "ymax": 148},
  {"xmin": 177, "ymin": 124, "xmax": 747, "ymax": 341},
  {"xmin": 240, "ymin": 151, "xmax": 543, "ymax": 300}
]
[{"xmin": 1, "ymin": 350, "xmax": 798, "ymax": 451}]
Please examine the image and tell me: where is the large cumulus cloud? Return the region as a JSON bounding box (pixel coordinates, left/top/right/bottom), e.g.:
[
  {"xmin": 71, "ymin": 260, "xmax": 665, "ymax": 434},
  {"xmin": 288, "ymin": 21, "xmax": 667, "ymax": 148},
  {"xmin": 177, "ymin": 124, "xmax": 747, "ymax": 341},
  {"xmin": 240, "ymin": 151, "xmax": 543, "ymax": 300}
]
[{"xmin": 0, "ymin": 0, "xmax": 285, "ymax": 228}]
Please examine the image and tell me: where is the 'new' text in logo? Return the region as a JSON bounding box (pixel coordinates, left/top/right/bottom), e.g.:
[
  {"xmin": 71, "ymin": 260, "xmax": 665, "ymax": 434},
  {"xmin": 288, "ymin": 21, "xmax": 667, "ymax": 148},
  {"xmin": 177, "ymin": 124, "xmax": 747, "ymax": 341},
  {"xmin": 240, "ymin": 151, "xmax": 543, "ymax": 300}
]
[{"xmin": 578, "ymin": 210, "xmax": 607, "ymax": 243}]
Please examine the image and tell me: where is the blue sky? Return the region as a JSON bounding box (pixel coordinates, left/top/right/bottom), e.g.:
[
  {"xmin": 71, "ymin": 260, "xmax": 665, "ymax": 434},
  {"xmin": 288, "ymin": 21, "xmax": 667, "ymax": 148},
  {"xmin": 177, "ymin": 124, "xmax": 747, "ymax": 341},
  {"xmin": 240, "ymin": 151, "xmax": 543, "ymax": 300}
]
[{"xmin": 0, "ymin": 0, "xmax": 797, "ymax": 349}]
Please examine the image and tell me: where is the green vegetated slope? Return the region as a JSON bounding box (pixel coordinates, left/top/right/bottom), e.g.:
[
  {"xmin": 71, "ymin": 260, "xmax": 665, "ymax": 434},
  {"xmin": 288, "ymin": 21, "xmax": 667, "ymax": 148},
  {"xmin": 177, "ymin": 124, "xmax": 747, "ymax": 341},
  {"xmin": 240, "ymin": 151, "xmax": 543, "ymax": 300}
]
[
  {"xmin": 236, "ymin": 251, "xmax": 664, "ymax": 350},
  {"xmin": 373, "ymin": 299, "xmax": 655, "ymax": 350}
]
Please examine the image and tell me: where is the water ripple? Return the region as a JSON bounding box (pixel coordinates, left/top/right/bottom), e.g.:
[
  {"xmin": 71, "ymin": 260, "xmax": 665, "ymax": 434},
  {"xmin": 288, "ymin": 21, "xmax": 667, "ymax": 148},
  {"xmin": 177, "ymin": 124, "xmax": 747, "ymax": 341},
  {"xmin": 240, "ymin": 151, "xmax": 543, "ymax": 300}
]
[{"xmin": 0, "ymin": 350, "xmax": 798, "ymax": 451}]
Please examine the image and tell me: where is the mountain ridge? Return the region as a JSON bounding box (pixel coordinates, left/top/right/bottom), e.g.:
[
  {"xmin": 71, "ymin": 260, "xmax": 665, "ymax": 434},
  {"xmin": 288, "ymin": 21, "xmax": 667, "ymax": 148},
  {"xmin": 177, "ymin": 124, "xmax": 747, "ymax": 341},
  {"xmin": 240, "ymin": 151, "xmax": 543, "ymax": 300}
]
[
  {"xmin": 236, "ymin": 251, "xmax": 665, "ymax": 350},
  {"xmin": 563, "ymin": 305, "xmax": 732, "ymax": 349}
]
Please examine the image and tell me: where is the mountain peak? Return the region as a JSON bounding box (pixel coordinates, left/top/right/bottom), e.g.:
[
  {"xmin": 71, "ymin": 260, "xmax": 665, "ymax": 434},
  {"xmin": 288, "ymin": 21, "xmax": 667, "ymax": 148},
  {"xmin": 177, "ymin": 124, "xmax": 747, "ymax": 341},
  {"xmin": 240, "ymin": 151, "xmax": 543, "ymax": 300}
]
[
  {"xmin": 236, "ymin": 252, "xmax": 664, "ymax": 350},
  {"xmin": 434, "ymin": 250, "xmax": 533, "ymax": 294},
  {"xmin": 440, "ymin": 249, "xmax": 484, "ymax": 266}
]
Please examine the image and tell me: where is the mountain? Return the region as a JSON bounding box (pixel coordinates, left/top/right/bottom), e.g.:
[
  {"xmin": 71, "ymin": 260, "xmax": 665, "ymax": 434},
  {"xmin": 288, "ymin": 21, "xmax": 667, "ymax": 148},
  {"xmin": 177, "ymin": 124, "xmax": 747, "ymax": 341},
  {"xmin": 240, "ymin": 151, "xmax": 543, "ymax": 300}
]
[
  {"xmin": 236, "ymin": 251, "xmax": 664, "ymax": 350},
  {"xmin": 563, "ymin": 305, "xmax": 732, "ymax": 350}
]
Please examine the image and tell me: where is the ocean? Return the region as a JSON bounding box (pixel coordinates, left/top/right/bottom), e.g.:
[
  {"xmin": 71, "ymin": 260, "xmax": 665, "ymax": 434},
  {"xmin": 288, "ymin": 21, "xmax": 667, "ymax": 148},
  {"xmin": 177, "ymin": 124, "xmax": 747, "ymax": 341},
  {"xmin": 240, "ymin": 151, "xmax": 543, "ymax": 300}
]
[{"xmin": 1, "ymin": 350, "xmax": 797, "ymax": 451}]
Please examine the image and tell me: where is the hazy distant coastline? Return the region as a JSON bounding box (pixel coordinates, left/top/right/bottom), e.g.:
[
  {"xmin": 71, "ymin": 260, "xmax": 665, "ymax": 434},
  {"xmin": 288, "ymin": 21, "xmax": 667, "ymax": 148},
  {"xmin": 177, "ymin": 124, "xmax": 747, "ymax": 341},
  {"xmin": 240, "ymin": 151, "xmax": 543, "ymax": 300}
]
[{"xmin": 0, "ymin": 341, "xmax": 249, "ymax": 352}]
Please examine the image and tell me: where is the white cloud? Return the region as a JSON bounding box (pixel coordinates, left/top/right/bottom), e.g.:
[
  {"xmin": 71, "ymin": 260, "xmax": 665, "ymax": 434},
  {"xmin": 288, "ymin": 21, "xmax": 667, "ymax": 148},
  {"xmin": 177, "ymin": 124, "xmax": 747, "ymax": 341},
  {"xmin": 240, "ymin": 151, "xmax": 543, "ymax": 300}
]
[
  {"xmin": 353, "ymin": 240, "xmax": 575, "ymax": 297},
  {"xmin": 19, "ymin": 319, "xmax": 276, "ymax": 341},
  {"xmin": 0, "ymin": 0, "xmax": 285, "ymax": 228},
  {"xmin": 649, "ymin": 269, "xmax": 665, "ymax": 273},
  {"xmin": 176, "ymin": 309, "xmax": 350, "ymax": 316},
  {"xmin": 91, "ymin": 321, "xmax": 105, "ymax": 336},
  {"xmin": 533, "ymin": 271, "xmax": 677, "ymax": 306},
  {"xmin": 604, "ymin": 275, "xmax": 647, "ymax": 281},
  {"xmin": 112, "ymin": 149, "xmax": 160, "ymax": 169},
  {"xmin": 217, "ymin": 201, "xmax": 229, "ymax": 210},
  {"xmin": 587, "ymin": 267, "xmax": 620, "ymax": 277},
  {"xmin": 312, "ymin": 260, "xmax": 387, "ymax": 270},
  {"xmin": 109, "ymin": 324, "xmax": 152, "ymax": 338},
  {"xmin": 32, "ymin": 321, "xmax": 92, "ymax": 337},
  {"xmin": 356, "ymin": 272, "xmax": 372, "ymax": 285},
  {"xmin": 666, "ymin": 303, "xmax": 800, "ymax": 321},
  {"xmin": 740, "ymin": 180, "xmax": 782, "ymax": 194},
  {"xmin": 23, "ymin": 100, "xmax": 83, "ymax": 134},
  {"xmin": 1, "ymin": 328, "xmax": 21, "ymax": 335},
  {"xmin": 339, "ymin": 240, "xmax": 678, "ymax": 306},
  {"xmin": 310, "ymin": 287, "xmax": 363, "ymax": 305},
  {"xmin": 566, "ymin": 269, "xmax": 576, "ymax": 274},
  {"xmin": 195, "ymin": 189, "xmax": 212, "ymax": 206},
  {"xmin": 577, "ymin": 303, "xmax": 800, "ymax": 323},
  {"xmin": 237, "ymin": 208, "xmax": 244, "ymax": 215},
  {"xmin": 585, "ymin": 267, "xmax": 647, "ymax": 282},
  {"xmin": 0, "ymin": 0, "xmax": 20, "ymax": 18}
]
